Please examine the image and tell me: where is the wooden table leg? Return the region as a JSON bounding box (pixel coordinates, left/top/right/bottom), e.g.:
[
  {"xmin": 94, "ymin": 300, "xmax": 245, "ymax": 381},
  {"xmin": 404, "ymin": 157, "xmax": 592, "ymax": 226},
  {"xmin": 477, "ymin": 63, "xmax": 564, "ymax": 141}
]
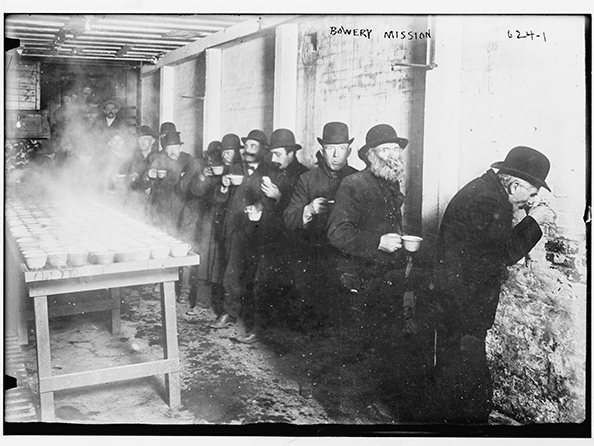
[
  {"xmin": 109, "ymin": 288, "xmax": 122, "ymax": 335},
  {"xmin": 33, "ymin": 295, "xmax": 55, "ymax": 422},
  {"xmin": 160, "ymin": 280, "xmax": 181, "ymax": 408}
]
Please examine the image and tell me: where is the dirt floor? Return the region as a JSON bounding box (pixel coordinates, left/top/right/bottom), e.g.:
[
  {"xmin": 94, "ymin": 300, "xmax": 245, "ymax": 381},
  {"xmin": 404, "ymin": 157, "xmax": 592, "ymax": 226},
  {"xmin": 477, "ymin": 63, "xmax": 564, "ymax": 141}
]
[{"xmin": 11, "ymin": 283, "xmax": 521, "ymax": 433}]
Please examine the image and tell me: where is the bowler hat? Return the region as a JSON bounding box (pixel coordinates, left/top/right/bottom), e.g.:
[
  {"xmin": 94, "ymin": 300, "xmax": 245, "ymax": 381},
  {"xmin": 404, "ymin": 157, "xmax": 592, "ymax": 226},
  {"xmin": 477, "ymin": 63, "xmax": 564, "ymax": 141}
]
[
  {"xmin": 161, "ymin": 132, "xmax": 184, "ymax": 147},
  {"xmin": 317, "ymin": 121, "xmax": 354, "ymax": 146},
  {"xmin": 491, "ymin": 146, "xmax": 551, "ymax": 191},
  {"xmin": 268, "ymin": 128, "xmax": 302, "ymax": 151},
  {"xmin": 358, "ymin": 124, "xmax": 408, "ymax": 161},
  {"xmin": 241, "ymin": 129, "xmax": 268, "ymax": 147},
  {"xmin": 159, "ymin": 122, "xmax": 178, "ymax": 135},
  {"xmin": 102, "ymin": 98, "xmax": 120, "ymax": 110},
  {"xmin": 205, "ymin": 140, "xmax": 223, "ymax": 163},
  {"xmin": 137, "ymin": 125, "xmax": 156, "ymax": 138},
  {"xmin": 221, "ymin": 133, "xmax": 242, "ymax": 151}
]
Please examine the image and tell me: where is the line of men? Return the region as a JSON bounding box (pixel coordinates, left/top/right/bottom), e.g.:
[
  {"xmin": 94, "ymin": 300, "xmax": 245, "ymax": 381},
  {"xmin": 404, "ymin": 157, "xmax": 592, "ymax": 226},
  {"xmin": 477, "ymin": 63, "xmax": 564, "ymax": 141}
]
[{"xmin": 57, "ymin": 115, "xmax": 556, "ymax": 424}]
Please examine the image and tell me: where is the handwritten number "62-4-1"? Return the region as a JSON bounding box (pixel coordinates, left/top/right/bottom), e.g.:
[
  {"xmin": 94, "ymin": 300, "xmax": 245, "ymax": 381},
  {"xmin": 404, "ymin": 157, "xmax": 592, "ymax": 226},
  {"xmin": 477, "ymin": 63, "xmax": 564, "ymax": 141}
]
[{"xmin": 507, "ymin": 29, "xmax": 547, "ymax": 42}]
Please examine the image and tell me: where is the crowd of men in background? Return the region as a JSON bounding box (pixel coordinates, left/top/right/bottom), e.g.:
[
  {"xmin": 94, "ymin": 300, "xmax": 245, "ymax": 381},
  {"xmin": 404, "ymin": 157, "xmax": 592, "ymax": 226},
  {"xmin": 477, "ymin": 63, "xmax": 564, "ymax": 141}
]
[{"xmin": 11, "ymin": 90, "xmax": 557, "ymax": 424}]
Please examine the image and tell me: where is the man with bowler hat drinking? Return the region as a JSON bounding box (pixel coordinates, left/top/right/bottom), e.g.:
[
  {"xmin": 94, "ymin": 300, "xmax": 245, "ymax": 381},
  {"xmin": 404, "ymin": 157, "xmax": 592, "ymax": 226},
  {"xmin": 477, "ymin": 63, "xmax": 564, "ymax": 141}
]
[
  {"xmin": 252, "ymin": 128, "xmax": 309, "ymax": 338},
  {"xmin": 284, "ymin": 121, "xmax": 358, "ymax": 330},
  {"xmin": 432, "ymin": 145, "xmax": 556, "ymax": 423}
]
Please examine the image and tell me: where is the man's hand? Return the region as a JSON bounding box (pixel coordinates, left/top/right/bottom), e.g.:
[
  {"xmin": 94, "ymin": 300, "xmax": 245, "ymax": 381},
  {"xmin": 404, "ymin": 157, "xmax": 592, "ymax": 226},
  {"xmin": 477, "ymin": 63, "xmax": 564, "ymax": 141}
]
[
  {"xmin": 147, "ymin": 167, "xmax": 157, "ymax": 179},
  {"xmin": 261, "ymin": 177, "xmax": 281, "ymax": 201},
  {"xmin": 308, "ymin": 197, "xmax": 329, "ymax": 215},
  {"xmin": 378, "ymin": 233, "xmax": 402, "ymax": 253},
  {"xmin": 221, "ymin": 174, "xmax": 231, "ymax": 188},
  {"xmin": 203, "ymin": 166, "xmax": 214, "ymax": 177},
  {"xmin": 528, "ymin": 203, "xmax": 556, "ymax": 225}
]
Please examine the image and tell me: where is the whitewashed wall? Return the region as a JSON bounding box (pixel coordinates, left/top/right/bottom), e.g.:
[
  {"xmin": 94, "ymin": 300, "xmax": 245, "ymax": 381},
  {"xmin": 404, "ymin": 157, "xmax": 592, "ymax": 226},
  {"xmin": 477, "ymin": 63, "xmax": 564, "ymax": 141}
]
[{"xmin": 423, "ymin": 15, "xmax": 586, "ymax": 239}]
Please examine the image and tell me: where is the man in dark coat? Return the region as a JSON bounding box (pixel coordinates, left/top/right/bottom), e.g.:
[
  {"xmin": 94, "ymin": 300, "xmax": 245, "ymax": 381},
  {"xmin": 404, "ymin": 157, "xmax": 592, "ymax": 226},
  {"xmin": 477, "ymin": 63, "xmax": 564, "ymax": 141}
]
[
  {"xmin": 144, "ymin": 131, "xmax": 193, "ymax": 236},
  {"xmin": 252, "ymin": 128, "xmax": 309, "ymax": 337},
  {"xmin": 433, "ymin": 146, "xmax": 556, "ymax": 424},
  {"xmin": 124, "ymin": 125, "xmax": 158, "ymax": 219},
  {"xmin": 210, "ymin": 130, "xmax": 271, "ymax": 336},
  {"xmin": 180, "ymin": 138, "xmax": 240, "ymax": 320},
  {"xmin": 284, "ymin": 121, "xmax": 358, "ymax": 328},
  {"xmin": 93, "ymin": 99, "xmax": 127, "ymax": 134},
  {"xmin": 327, "ymin": 123, "xmax": 414, "ymax": 413},
  {"xmin": 328, "ymin": 124, "xmax": 410, "ymax": 292}
]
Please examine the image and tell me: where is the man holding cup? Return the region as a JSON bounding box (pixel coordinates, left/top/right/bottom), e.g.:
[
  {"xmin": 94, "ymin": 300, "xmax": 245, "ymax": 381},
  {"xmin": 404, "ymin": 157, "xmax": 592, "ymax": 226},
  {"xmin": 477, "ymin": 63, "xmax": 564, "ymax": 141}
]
[
  {"xmin": 284, "ymin": 121, "xmax": 358, "ymax": 330},
  {"xmin": 432, "ymin": 146, "xmax": 556, "ymax": 424},
  {"xmin": 327, "ymin": 123, "xmax": 415, "ymax": 412}
]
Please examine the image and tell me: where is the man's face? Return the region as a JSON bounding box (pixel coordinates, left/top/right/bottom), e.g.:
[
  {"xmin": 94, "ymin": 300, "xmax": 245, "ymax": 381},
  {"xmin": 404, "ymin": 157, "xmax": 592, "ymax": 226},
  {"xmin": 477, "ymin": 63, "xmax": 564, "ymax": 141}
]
[
  {"xmin": 507, "ymin": 179, "xmax": 539, "ymax": 212},
  {"xmin": 138, "ymin": 135, "xmax": 155, "ymax": 154},
  {"xmin": 104, "ymin": 104, "xmax": 118, "ymax": 119},
  {"xmin": 222, "ymin": 149, "xmax": 235, "ymax": 166},
  {"xmin": 322, "ymin": 143, "xmax": 351, "ymax": 171},
  {"xmin": 270, "ymin": 147, "xmax": 294, "ymax": 170},
  {"xmin": 243, "ymin": 139, "xmax": 263, "ymax": 163},
  {"xmin": 368, "ymin": 143, "xmax": 406, "ymax": 184},
  {"xmin": 82, "ymin": 87, "xmax": 92, "ymax": 98},
  {"xmin": 165, "ymin": 144, "xmax": 182, "ymax": 161},
  {"xmin": 109, "ymin": 135, "xmax": 125, "ymax": 157}
]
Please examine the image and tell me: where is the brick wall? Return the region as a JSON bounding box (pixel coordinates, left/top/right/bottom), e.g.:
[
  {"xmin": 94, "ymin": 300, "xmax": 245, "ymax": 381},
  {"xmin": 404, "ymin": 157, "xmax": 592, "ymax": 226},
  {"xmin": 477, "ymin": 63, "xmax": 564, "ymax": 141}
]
[
  {"xmin": 296, "ymin": 15, "xmax": 430, "ymax": 233},
  {"xmin": 219, "ymin": 32, "xmax": 275, "ymax": 140},
  {"xmin": 174, "ymin": 55, "xmax": 205, "ymax": 157}
]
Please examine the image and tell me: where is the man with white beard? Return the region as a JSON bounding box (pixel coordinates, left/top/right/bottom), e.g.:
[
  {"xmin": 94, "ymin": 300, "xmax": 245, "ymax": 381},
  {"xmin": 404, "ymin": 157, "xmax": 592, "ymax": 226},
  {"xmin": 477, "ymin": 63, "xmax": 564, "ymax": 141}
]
[
  {"xmin": 328, "ymin": 123, "xmax": 409, "ymax": 290},
  {"xmin": 327, "ymin": 124, "xmax": 413, "ymax": 418}
]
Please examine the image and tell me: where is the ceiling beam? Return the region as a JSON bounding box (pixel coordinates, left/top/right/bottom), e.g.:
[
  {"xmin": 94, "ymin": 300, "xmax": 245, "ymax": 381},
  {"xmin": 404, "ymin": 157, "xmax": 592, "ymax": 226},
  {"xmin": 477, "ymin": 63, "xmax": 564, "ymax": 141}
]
[{"xmin": 141, "ymin": 15, "xmax": 297, "ymax": 77}]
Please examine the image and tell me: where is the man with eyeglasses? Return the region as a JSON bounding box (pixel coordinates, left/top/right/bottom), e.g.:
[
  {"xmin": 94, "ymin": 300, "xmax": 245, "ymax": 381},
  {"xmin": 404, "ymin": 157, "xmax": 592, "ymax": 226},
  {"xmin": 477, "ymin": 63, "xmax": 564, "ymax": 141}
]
[{"xmin": 432, "ymin": 146, "xmax": 556, "ymax": 423}]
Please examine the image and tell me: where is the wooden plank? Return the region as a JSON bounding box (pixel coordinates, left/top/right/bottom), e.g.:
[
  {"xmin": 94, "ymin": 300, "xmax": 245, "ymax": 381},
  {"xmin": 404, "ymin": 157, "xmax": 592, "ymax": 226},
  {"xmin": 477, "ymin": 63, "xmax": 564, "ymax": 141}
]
[
  {"xmin": 38, "ymin": 359, "xmax": 179, "ymax": 393},
  {"xmin": 33, "ymin": 295, "xmax": 55, "ymax": 422},
  {"xmin": 161, "ymin": 280, "xmax": 181, "ymax": 408},
  {"xmin": 109, "ymin": 288, "xmax": 122, "ymax": 335},
  {"xmin": 22, "ymin": 253, "xmax": 199, "ymax": 283},
  {"xmin": 141, "ymin": 16, "xmax": 296, "ymax": 76},
  {"xmin": 26, "ymin": 268, "xmax": 180, "ymax": 297}
]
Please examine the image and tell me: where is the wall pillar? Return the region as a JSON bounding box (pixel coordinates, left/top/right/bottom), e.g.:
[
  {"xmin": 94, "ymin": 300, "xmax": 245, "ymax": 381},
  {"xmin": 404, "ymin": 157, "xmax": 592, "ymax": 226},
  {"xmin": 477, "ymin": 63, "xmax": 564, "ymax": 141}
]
[
  {"xmin": 273, "ymin": 24, "xmax": 299, "ymax": 131},
  {"xmin": 421, "ymin": 18, "xmax": 464, "ymax": 238},
  {"xmin": 159, "ymin": 66, "xmax": 175, "ymax": 126},
  {"xmin": 203, "ymin": 48, "xmax": 222, "ymax": 149}
]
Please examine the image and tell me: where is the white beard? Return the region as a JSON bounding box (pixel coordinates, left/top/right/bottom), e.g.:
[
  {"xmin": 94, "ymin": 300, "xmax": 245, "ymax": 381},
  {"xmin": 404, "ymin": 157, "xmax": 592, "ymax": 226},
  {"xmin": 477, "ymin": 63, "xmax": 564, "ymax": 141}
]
[{"xmin": 367, "ymin": 148, "xmax": 405, "ymax": 184}]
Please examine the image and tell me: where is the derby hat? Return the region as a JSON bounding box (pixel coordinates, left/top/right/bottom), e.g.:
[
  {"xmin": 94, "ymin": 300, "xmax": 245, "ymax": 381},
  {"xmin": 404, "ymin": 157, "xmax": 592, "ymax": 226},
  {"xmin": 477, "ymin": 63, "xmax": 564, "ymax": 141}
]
[
  {"xmin": 161, "ymin": 131, "xmax": 184, "ymax": 147},
  {"xmin": 491, "ymin": 146, "xmax": 551, "ymax": 191},
  {"xmin": 137, "ymin": 125, "xmax": 156, "ymax": 138},
  {"xmin": 268, "ymin": 128, "xmax": 302, "ymax": 151},
  {"xmin": 102, "ymin": 98, "xmax": 120, "ymax": 110},
  {"xmin": 159, "ymin": 122, "xmax": 178, "ymax": 135},
  {"xmin": 358, "ymin": 124, "xmax": 408, "ymax": 161},
  {"xmin": 241, "ymin": 129, "xmax": 268, "ymax": 147},
  {"xmin": 317, "ymin": 121, "xmax": 354, "ymax": 146},
  {"xmin": 204, "ymin": 140, "xmax": 223, "ymax": 163},
  {"xmin": 206, "ymin": 140, "xmax": 222, "ymax": 155},
  {"xmin": 221, "ymin": 133, "xmax": 242, "ymax": 151}
]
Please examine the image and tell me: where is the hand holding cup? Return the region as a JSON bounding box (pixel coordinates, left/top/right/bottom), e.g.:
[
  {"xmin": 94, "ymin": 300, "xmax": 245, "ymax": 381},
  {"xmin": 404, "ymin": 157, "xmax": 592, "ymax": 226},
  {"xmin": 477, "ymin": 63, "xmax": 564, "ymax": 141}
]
[{"xmin": 378, "ymin": 233, "xmax": 402, "ymax": 253}]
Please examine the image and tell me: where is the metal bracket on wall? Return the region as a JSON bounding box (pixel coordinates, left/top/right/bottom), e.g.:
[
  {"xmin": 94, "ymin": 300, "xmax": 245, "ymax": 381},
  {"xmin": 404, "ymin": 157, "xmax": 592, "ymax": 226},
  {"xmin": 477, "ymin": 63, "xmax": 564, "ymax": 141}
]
[{"xmin": 390, "ymin": 62, "xmax": 437, "ymax": 70}]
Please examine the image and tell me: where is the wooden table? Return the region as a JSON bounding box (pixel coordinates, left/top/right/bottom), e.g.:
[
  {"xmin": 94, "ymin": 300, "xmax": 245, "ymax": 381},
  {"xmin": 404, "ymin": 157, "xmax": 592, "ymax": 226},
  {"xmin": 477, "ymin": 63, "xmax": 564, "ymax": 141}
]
[{"xmin": 20, "ymin": 254, "xmax": 200, "ymax": 422}]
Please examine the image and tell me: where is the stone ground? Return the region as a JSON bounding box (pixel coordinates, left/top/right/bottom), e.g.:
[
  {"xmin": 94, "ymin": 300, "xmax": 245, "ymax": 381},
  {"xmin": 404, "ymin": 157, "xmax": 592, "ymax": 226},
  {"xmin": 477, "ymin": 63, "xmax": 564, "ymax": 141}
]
[{"xmin": 5, "ymin": 284, "xmax": 523, "ymax": 434}]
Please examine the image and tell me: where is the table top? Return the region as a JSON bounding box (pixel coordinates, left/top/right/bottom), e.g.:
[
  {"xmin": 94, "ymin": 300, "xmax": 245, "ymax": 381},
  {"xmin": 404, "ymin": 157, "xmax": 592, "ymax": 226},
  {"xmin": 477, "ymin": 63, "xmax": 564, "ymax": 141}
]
[
  {"xmin": 20, "ymin": 252, "xmax": 200, "ymax": 283},
  {"xmin": 6, "ymin": 199, "xmax": 200, "ymax": 282}
]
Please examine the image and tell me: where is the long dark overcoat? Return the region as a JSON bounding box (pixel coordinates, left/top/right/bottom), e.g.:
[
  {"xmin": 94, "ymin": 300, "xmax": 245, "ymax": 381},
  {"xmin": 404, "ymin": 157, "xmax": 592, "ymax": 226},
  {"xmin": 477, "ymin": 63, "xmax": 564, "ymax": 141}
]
[
  {"xmin": 435, "ymin": 169, "xmax": 543, "ymax": 335},
  {"xmin": 327, "ymin": 168, "xmax": 407, "ymax": 280}
]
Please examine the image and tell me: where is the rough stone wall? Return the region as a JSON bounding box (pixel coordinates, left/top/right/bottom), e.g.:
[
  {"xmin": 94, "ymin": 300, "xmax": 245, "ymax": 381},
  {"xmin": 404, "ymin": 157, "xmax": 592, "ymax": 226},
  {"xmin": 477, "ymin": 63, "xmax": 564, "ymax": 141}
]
[
  {"xmin": 486, "ymin": 221, "xmax": 587, "ymax": 423},
  {"xmin": 219, "ymin": 32, "xmax": 275, "ymax": 140}
]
